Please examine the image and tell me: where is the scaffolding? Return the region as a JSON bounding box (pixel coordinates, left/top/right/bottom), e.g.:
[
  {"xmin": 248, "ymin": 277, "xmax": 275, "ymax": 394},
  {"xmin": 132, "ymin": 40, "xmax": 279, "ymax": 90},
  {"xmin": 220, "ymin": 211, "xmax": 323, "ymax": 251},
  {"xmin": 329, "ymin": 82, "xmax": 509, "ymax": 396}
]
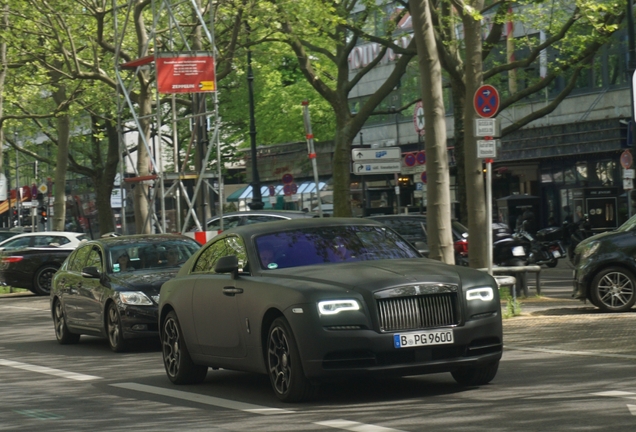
[{"xmin": 112, "ymin": 0, "xmax": 223, "ymax": 235}]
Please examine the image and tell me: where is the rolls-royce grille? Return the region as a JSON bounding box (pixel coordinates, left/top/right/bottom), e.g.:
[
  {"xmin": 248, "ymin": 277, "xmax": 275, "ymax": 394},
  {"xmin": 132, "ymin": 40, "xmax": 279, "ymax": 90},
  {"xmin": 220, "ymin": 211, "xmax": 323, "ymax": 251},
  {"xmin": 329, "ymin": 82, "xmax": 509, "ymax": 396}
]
[{"xmin": 378, "ymin": 293, "xmax": 459, "ymax": 332}]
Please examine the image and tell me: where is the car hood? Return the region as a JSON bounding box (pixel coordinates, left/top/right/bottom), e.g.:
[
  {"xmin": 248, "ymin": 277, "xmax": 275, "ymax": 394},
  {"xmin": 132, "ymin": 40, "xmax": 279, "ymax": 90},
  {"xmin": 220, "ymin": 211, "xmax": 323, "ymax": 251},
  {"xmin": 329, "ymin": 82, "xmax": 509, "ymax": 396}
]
[
  {"xmin": 264, "ymin": 258, "xmax": 493, "ymax": 294},
  {"xmin": 576, "ymin": 229, "xmax": 623, "ymax": 250},
  {"xmin": 108, "ymin": 269, "xmax": 178, "ymax": 293}
]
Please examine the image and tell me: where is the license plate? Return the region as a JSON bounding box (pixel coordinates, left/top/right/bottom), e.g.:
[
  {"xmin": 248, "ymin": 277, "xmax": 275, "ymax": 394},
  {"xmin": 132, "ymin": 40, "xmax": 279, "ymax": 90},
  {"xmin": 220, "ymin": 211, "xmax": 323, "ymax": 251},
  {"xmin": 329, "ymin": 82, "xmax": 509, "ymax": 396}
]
[
  {"xmin": 394, "ymin": 329, "xmax": 454, "ymax": 348},
  {"xmin": 552, "ymin": 250, "xmax": 561, "ymax": 258}
]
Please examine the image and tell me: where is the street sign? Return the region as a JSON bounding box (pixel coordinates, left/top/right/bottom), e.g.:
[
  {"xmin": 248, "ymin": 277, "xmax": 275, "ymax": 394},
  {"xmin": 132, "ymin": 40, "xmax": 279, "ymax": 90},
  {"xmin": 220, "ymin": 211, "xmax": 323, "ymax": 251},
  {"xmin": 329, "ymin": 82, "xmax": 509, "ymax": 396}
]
[
  {"xmin": 421, "ymin": 172, "xmax": 427, "ymax": 184},
  {"xmin": 282, "ymin": 173, "xmax": 294, "ymax": 184},
  {"xmin": 413, "ymin": 101, "xmax": 425, "ymax": 135},
  {"xmin": 351, "ymin": 147, "xmax": 401, "ymax": 161},
  {"xmin": 283, "ymin": 183, "xmax": 297, "ymax": 196},
  {"xmin": 475, "ymin": 118, "xmax": 500, "ymax": 137},
  {"xmin": 416, "ymin": 151, "xmax": 426, "ymax": 165},
  {"xmin": 624, "ymin": 169, "xmax": 635, "ymax": 179},
  {"xmin": 621, "ymin": 150, "xmax": 633, "ymax": 169},
  {"xmin": 352, "ymin": 161, "xmax": 402, "ymax": 175},
  {"xmin": 404, "ymin": 153, "xmax": 416, "ymax": 167},
  {"xmin": 38, "ymin": 184, "xmax": 48, "ymax": 194},
  {"xmin": 624, "ymin": 178, "xmax": 634, "ymax": 190},
  {"xmin": 477, "ymin": 139, "xmax": 498, "ymax": 158},
  {"xmin": 474, "ymin": 85, "xmax": 500, "ymax": 118}
]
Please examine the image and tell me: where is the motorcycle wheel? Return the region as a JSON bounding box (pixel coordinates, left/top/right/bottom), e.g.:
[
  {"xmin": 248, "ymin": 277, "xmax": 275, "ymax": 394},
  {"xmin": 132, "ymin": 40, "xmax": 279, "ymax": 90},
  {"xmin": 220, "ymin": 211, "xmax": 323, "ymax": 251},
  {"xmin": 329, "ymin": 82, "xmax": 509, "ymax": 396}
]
[{"xmin": 545, "ymin": 259, "xmax": 558, "ymax": 268}]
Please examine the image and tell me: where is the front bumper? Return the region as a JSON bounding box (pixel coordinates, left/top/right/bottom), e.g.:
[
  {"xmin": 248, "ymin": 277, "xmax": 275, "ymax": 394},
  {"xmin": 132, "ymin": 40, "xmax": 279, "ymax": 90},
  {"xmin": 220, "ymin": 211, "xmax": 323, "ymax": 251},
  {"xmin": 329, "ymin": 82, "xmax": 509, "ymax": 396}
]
[
  {"xmin": 291, "ymin": 312, "xmax": 503, "ymax": 379},
  {"xmin": 119, "ymin": 303, "xmax": 159, "ymax": 340}
]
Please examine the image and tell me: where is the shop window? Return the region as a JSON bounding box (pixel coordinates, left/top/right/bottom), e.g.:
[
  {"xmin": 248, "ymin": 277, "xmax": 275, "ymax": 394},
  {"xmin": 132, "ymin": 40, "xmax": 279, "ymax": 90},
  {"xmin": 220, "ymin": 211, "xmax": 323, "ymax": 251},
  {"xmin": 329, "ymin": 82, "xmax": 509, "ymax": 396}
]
[
  {"xmin": 552, "ymin": 169, "xmax": 564, "ymax": 184},
  {"xmin": 540, "ymin": 170, "xmax": 553, "ymax": 183},
  {"xmin": 595, "ymin": 160, "xmax": 616, "ymax": 186},
  {"xmin": 576, "ymin": 162, "xmax": 588, "ymax": 182},
  {"xmin": 564, "ymin": 167, "xmax": 576, "ymax": 185}
]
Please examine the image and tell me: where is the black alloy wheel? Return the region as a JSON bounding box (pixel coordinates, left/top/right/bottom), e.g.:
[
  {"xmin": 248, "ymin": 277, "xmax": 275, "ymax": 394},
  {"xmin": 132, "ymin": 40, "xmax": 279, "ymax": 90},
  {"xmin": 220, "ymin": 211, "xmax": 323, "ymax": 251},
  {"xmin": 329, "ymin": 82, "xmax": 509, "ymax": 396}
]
[
  {"xmin": 53, "ymin": 299, "xmax": 80, "ymax": 344},
  {"xmin": 107, "ymin": 303, "xmax": 127, "ymax": 352},
  {"xmin": 267, "ymin": 317, "xmax": 315, "ymax": 402},
  {"xmin": 32, "ymin": 265, "xmax": 58, "ymax": 296},
  {"xmin": 162, "ymin": 311, "xmax": 207, "ymax": 384},
  {"xmin": 451, "ymin": 360, "xmax": 499, "ymax": 386},
  {"xmin": 590, "ymin": 267, "xmax": 636, "ymax": 313}
]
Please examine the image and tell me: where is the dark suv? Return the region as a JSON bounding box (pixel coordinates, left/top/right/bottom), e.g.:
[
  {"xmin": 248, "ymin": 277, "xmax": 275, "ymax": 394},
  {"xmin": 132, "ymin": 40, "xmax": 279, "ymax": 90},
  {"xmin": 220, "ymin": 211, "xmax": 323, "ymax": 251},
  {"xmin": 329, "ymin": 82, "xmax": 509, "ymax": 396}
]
[
  {"xmin": 572, "ymin": 215, "xmax": 636, "ymax": 312},
  {"xmin": 366, "ymin": 214, "xmax": 469, "ymax": 266}
]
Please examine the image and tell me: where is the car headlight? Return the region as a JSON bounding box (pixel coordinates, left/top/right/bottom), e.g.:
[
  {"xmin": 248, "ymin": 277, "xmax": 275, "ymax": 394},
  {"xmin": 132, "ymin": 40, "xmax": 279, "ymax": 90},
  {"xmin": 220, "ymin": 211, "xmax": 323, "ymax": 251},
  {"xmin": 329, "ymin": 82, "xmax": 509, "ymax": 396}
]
[
  {"xmin": 581, "ymin": 241, "xmax": 600, "ymax": 260},
  {"xmin": 318, "ymin": 299, "xmax": 360, "ymax": 315},
  {"xmin": 119, "ymin": 291, "xmax": 153, "ymax": 306},
  {"xmin": 466, "ymin": 287, "xmax": 494, "ymax": 302}
]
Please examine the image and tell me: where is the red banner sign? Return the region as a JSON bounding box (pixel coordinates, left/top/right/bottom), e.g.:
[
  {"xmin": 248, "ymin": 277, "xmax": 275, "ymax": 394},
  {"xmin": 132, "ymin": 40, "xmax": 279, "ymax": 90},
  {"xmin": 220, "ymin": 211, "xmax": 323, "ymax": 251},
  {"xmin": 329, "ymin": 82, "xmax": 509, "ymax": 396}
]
[{"xmin": 156, "ymin": 55, "xmax": 216, "ymax": 94}]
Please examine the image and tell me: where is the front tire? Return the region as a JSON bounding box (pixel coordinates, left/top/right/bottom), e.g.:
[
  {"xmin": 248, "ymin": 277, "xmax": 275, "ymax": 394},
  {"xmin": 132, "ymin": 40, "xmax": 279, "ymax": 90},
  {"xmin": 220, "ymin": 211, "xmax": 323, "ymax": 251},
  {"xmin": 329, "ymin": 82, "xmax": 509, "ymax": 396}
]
[
  {"xmin": 451, "ymin": 361, "xmax": 499, "ymax": 386},
  {"xmin": 267, "ymin": 317, "xmax": 316, "ymax": 402},
  {"xmin": 590, "ymin": 267, "xmax": 636, "ymax": 312},
  {"xmin": 162, "ymin": 311, "xmax": 208, "ymax": 384},
  {"xmin": 107, "ymin": 303, "xmax": 127, "ymax": 352},
  {"xmin": 32, "ymin": 265, "xmax": 58, "ymax": 296},
  {"xmin": 53, "ymin": 299, "xmax": 80, "ymax": 344}
]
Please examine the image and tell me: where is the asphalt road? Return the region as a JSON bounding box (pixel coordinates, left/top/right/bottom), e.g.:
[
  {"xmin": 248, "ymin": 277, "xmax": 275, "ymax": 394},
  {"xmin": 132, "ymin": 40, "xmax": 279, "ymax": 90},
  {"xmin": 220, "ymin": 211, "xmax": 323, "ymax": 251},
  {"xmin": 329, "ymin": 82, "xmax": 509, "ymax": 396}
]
[{"xmin": 1, "ymin": 266, "xmax": 635, "ymax": 432}]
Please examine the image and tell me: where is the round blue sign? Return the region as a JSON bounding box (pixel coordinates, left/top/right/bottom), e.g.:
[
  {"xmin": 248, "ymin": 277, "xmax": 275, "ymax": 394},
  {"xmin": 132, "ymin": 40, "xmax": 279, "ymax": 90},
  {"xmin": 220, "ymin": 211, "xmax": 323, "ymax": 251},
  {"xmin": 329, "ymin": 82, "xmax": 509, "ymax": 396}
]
[
  {"xmin": 404, "ymin": 153, "xmax": 416, "ymax": 167},
  {"xmin": 282, "ymin": 173, "xmax": 294, "ymax": 184},
  {"xmin": 473, "ymin": 85, "xmax": 500, "ymax": 118},
  {"xmin": 416, "ymin": 151, "xmax": 426, "ymax": 165},
  {"xmin": 421, "ymin": 172, "xmax": 427, "ymax": 184}
]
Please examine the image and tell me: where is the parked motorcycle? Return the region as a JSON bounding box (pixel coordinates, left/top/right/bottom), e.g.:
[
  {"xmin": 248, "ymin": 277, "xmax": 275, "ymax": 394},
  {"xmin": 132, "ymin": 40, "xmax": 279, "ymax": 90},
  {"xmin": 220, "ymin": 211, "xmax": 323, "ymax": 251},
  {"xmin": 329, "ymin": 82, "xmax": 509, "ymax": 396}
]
[
  {"xmin": 514, "ymin": 224, "xmax": 566, "ymax": 268},
  {"xmin": 563, "ymin": 215, "xmax": 593, "ymax": 264},
  {"xmin": 492, "ymin": 223, "xmax": 527, "ymax": 266}
]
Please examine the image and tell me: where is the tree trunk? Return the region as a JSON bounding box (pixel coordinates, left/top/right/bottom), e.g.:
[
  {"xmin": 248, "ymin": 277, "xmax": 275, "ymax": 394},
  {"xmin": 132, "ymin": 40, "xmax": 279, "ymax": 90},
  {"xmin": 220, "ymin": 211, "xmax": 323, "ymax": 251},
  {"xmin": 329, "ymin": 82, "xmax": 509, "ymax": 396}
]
[
  {"xmin": 92, "ymin": 172, "xmax": 115, "ymax": 234},
  {"xmin": 51, "ymin": 79, "xmax": 69, "ymax": 232},
  {"xmin": 462, "ymin": 3, "xmax": 488, "ymax": 269},
  {"xmin": 409, "ymin": 0, "xmax": 454, "ymax": 263},
  {"xmin": 451, "ymin": 77, "xmax": 467, "ymax": 225},
  {"xmin": 134, "ymin": 82, "xmax": 152, "ymax": 234},
  {"xmin": 332, "ymin": 114, "xmax": 354, "ymax": 217}
]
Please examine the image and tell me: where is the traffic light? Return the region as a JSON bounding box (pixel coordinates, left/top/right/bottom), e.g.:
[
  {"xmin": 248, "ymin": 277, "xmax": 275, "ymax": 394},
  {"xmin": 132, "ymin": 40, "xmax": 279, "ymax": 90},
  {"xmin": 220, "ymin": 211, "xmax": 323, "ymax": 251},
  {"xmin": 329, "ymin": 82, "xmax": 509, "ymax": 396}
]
[{"xmin": 39, "ymin": 205, "xmax": 48, "ymax": 225}]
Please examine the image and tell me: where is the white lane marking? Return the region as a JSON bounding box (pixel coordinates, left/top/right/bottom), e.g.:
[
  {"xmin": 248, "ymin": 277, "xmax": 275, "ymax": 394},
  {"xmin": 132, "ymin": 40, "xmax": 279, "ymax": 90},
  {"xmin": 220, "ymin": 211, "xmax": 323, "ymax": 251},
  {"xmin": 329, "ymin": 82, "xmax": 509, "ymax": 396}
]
[
  {"xmin": 593, "ymin": 391, "xmax": 636, "ymax": 397},
  {"xmin": 505, "ymin": 345, "xmax": 636, "ymax": 360},
  {"xmin": 1, "ymin": 305, "xmax": 47, "ymax": 311},
  {"xmin": 111, "ymin": 383, "xmax": 294, "ymax": 415},
  {"xmin": 628, "ymin": 405, "xmax": 636, "ymax": 416},
  {"xmin": 0, "ymin": 359, "xmax": 101, "ymax": 381},
  {"xmin": 316, "ymin": 419, "xmax": 405, "ymax": 432}
]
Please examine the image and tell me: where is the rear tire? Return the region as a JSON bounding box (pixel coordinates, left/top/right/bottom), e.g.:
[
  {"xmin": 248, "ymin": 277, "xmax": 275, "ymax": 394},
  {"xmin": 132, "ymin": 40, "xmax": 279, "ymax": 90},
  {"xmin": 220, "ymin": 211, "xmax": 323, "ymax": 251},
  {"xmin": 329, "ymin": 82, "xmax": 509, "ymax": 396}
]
[
  {"xmin": 590, "ymin": 267, "xmax": 636, "ymax": 312},
  {"xmin": 545, "ymin": 259, "xmax": 558, "ymax": 268},
  {"xmin": 452, "ymin": 361, "xmax": 499, "ymax": 386},
  {"xmin": 53, "ymin": 299, "xmax": 80, "ymax": 344},
  {"xmin": 162, "ymin": 311, "xmax": 208, "ymax": 384},
  {"xmin": 32, "ymin": 265, "xmax": 58, "ymax": 296}
]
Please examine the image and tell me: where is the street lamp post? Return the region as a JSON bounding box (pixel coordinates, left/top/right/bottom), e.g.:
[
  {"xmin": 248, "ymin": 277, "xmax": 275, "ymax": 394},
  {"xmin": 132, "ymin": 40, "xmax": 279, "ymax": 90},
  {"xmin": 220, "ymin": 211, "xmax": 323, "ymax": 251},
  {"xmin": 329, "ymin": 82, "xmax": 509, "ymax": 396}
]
[{"xmin": 246, "ymin": 22, "xmax": 263, "ymax": 210}]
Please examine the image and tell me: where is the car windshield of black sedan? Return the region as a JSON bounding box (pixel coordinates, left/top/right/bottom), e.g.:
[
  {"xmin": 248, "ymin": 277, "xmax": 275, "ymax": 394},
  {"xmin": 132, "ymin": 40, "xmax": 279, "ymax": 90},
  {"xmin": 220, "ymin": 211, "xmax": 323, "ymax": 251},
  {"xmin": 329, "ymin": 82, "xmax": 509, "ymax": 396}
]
[
  {"xmin": 255, "ymin": 225, "xmax": 419, "ymax": 270},
  {"xmin": 109, "ymin": 240, "xmax": 199, "ymax": 273}
]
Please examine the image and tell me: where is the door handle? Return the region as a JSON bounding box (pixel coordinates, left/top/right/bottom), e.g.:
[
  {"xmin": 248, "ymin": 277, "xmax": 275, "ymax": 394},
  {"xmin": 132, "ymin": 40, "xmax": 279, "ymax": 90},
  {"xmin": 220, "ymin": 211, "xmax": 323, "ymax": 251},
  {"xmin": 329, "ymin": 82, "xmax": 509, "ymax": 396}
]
[{"xmin": 223, "ymin": 287, "xmax": 244, "ymax": 296}]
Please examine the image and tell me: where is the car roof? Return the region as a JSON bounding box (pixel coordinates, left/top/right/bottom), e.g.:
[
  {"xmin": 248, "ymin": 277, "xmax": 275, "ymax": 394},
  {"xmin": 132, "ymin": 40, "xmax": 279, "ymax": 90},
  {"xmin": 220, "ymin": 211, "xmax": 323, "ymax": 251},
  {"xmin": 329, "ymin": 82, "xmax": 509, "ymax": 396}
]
[
  {"xmin": 80, "ymin": 234, "xmax": 198, "ymax": 247},
  {"xmin": 207, "ymin": 210, "xmax": 318, "ymax": 220},
  {"xmin": 219, "ymin": 217, "xmax": 384, "ymax": 237}
]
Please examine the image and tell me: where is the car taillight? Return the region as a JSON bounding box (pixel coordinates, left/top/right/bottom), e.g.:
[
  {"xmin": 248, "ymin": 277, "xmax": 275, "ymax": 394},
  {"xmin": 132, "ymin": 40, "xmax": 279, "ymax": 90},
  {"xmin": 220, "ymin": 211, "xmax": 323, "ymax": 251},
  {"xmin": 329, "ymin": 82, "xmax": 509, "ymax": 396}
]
[
  {"xmin": 453, "ymin": 240, "xmax": 468, "ymax": 256},
  {"xmin": 2, "ymin": 256, "xmax": 24, "ymax": 263}
]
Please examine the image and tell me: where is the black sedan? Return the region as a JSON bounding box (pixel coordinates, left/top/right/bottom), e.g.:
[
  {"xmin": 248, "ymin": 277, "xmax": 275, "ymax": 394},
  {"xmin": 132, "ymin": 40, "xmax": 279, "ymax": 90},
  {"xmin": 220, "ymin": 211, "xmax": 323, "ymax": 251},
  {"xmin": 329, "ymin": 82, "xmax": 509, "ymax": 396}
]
[
  {"xmin": 159, "ymin": 218, "xmax": 503, "ymax": 402},
  {"xmin": 0, "ymin": 245, "xmax": 76, "ymax": 295},
  {"xmin": 573, "ymin": 214, "xmax": 636, "ymax": 312},
  {"xmin": 50, "ymin": 234, "xmax": 201, "ymax": 352}
]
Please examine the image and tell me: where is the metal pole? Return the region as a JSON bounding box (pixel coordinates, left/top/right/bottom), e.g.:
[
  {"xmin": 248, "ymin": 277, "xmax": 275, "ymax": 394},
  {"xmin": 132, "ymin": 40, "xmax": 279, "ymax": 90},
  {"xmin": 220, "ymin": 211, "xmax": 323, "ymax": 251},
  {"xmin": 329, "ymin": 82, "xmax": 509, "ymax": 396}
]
[
  {"xmin": 246, "ymin": 22, "xmax": 263, "ymax": 210},
  {"xmin": 301, "ymin": 100, "xmax": 323, "ymax": 217},
  {"xmin": 486, "ymin": 158, "xmax": 493, "ymax": 275},
  {"xmin": 629, "ymin": 0, "xmax": 636, "ymax": 217},
  {"xmin": 14, "ymin": 131, "xmax": 20, "ymax": 227}
]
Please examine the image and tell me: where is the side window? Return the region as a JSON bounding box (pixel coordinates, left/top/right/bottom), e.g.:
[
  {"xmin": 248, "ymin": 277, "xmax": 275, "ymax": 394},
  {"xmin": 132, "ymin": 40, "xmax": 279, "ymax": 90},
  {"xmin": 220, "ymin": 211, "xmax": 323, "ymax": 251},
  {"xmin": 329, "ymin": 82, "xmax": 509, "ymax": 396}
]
[
  {"xmin": 85, "ymin": 247, "xmax": 103, "ymax": 271},
  {"xmin": 69, "ymin": 245, "xmax": 92, "ymax": 272},
  {"xmin": 193, "ymin": 240, "xmax": 228, "ymax": 273},
  {"xmin": 52, "ymin": 236, "xmax": 71, "ymax": 246},
  {"xmin": 225, "ymin": 236, "xmax": 248, "ymax": 273},
  {"xmin": 245, "ymin": 215, "xmax": 286, "ymax": 224},
  {"xmin": 3, "ymin": 237, "xmax": 31, "ymax": 250},
  {"xmin": 207, "ymin": 216, "xmax": 240, "ymax": 231}
]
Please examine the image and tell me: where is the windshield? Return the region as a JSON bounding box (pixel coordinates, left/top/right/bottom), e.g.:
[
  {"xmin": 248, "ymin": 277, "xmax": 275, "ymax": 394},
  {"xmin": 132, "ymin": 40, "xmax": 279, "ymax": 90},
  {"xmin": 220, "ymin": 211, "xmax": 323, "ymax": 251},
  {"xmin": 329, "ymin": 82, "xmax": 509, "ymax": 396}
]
[
  {"xmin": 617, "ymin": 214, "xmax": 636, "ymax": 232},
  {"xmin": 109, "ymin": 240, "xmax": 200, "ymax": 273},
  {"xmin": 254, "ymin": 225, "xmax": 419, "ymax": 270}
]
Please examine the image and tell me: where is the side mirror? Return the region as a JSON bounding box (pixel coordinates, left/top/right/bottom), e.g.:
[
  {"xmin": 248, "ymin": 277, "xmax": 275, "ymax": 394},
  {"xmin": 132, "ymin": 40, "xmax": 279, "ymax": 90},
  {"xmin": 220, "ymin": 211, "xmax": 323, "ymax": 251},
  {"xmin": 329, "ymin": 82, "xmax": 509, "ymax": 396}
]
[
  {"xmin": 81, "ymin": 266, "xmax": 101, "ymax": 278},
  {"xmin": 214, "ymin": 255, "xmax": 239, "ymax": 275},
  {"xmin": 413, "ymin": 241, "xmax": 429, "ymax": 257}
]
